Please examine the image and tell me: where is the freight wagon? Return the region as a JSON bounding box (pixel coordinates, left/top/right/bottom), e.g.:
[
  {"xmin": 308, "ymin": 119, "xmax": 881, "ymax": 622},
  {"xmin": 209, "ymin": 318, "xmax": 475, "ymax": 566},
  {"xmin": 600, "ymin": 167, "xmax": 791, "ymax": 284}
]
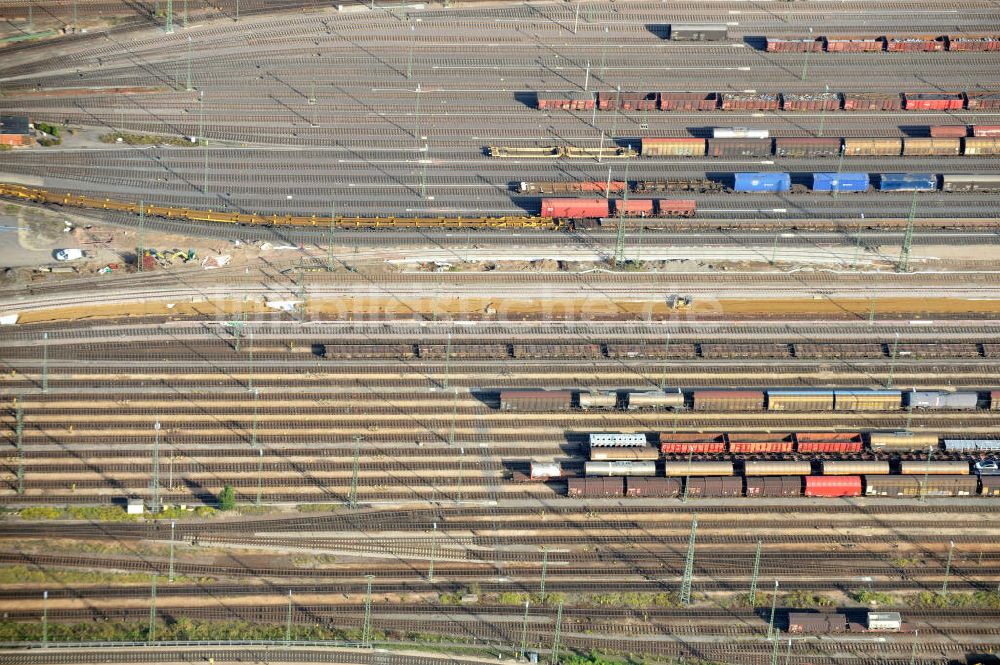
[
  {"xmin": 942, "ymin": 175, "xmax": 1000, "ymax": 192},
  {"xmin": 734, "ymin": 173, "xmax": 790, "ymax": 193},
  {"xmin": 530, "ymin": 462, "xmax": 563, "ymax": 480},
  {"xmin": 659, "ymin": 433, "xmax": 727, "ymax": 454},
  {"xmin": 589, "ymin": 446, "xmax": 661, "ymax": 462},
  {"xmin": 597, "ymin": 91, "xmax": 658, "ymax": 111},
  {"xmin": 585, "ymin": 461, "xmax": 657, "ymax": 477},
  {"xmin": 626, "ymin": 390, "xmax": 684, "ymax": 410},
  {"xmin": 684, "ymin": 476, "xmax": 742, "ymax": 497},
  {"xmin": 795, "ymin": 432, "xmax": 864, "ymax": 453},
  {"xmin": 774, "ymin": 137, "xmax": 841, "ymax": 158},
  {"xmin": 767, "ymin": 389, "xmax": 835, "ymax": 411},
  {"xmin": 834, "ymin": 390, "xmax": 901, "ymax": 411},
  {"xmin": 693, "ymin": 390, "xmax": 765, "ymax": 411},
  {"xmin": 812, "ymin": 173, "xmax": 869, "ymax": 193},
  {"xmin": 670, "ymin": 24, "xmax": 728, "ymax": 41},
  {"xmin": 625, "ymin": 477, "xmax": 682, "ymax": 497},
  {"xmin": 663, "ymin": 461, "xmax": 735, "ymax": 477},
  {"xmin": 579, "ymin": 392, "xmax": 618, "ymax": 410},
  {"xmin": 499, "ymin": 390, "xmax": 573, "ymax": 411},
  {"xmin": 537, "ymin": 91, "xmax": 595, "ymax": 110},
  {"xmin": 728, "ymin": 433, "xmax": 795, "ymax": 454},
  {"xmin": 963, "ymin": 138, "xmax": 1000, "ymax": 156},
  {"xmin": 519, "ymin": 181, "xmax": 627, "ymax": 195},
  {"xmin": 902, "ymin": 138, "xmax": 962, "ymax": 156},
  {"xmin": 929, "ymin": 125, "xmax": 969, "ymax": 138},
  {"xmin": 766, "ymin": 38, "xmax": 825, "ymax": 53},
  {"xmin": 566, "ymin": 474, "xmax": 1000, "ymax": 498},
  {"xmin": 539, "ymin": 89, "xmax": 1000, "ymax": 113},
  {"xmin": 745, "ymin": 476, "xmax": 803, "ymax": 497},
  {"xmin": 943, "ymin": 439, "xmax": 1000, "ymax": 452},
  {"xmin": 821, "ymin": 461, "xmax": 891, "ymax": 475},
  {"xmin": 713, "ymin": 127, "xmax": 770, "ymax": 139},
  {"xmin": 899, "ymin": 461, "xmax": 971, "ymax": 475},
  {"xmin": 589, "ymin": 433, "xmax": 647, "ymax": 448},
  {"xmin": 864, "ymin": 474, "xmax": 978, "ymax": 497},
  {"xmin": 706, "ymin": 138, "xmax": 771, "ymax": 158},
  {"xmin": 764, "ymin": 34, "xmax": 998, "ymax": 52},
  {"xmin": 879, "ymin": 174, "xmax": 937, "ymax": 192},
  {"xmin": 744, "ymin": 461, "xmax": 812, "ymax": 476},
  {"xmin": 869, "ymin": 432, "xmax": 941, "ymax": 451},
  {"xmin": 907, "ymin": 390, "xmax": 979, "ymax": 409}
]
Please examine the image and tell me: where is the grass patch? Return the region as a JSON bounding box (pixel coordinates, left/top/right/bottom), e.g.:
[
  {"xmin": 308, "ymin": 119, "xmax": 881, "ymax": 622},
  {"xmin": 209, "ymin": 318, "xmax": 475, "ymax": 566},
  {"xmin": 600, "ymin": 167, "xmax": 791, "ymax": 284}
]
[
  {"xmin": 584, "ymin": 592, "xmax": 681, "ymax": 609},
  {"xmin": 99, "ymin": 131, "xmax": 196, "ymax": 147},
  {"xmin": 909, "ymin": 591, "xmax": 1000, "ymax": 609},
  {"xmin": 783, "ymin": 591, "xmax": 836, "ymax": 608},
  {"xmin": 17, "ymin": 505, "xmax": 217, "ymax": 521},
  {"xmin": 297, "ymin": 503, "xmax": 342, "ymax": 513},
  {"xmin": 0, "ymin": 619, "xmax": 382, "ymax": 643},
  {"xmin": 0, "ymin": 565, "xmax": 207, "ymax": 586},
  {"xmin": 892, "ymin": 557, "xmax": 920, "ymax": 568}
]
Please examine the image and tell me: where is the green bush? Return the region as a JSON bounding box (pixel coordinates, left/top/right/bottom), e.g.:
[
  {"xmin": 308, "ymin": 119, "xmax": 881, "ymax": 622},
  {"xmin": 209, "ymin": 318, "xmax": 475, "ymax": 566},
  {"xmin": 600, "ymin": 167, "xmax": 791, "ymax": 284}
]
[
  {"xmin": 218, "ymin": 484, "xmax": 236, "ymax": 510},
  {"xmin": 853, "ymin": 589, "xmax": 895, "ymax": 606}
]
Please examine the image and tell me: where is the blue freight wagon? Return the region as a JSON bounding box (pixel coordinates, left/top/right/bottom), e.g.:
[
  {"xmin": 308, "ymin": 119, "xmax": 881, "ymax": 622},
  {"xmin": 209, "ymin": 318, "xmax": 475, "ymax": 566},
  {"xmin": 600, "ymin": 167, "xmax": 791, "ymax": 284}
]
[
  {"xmin": 879, "ymin": 173, "xmax": 937, "ymax": 191},
  {"xmin": 812, "ymin": 172, "xmax": 869, "ymax": 192},
  {"xmin": 734, "ymin": 172, "xmax": 791, "ymax": 193}
]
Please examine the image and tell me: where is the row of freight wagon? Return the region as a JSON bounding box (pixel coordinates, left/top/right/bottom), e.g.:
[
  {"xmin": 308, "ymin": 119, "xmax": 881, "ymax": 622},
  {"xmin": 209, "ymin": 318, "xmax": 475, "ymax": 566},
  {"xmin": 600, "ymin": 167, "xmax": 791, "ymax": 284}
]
[
  {"xmin": 767, "ymin": 35, "xmax": 1000, "ymax": 52},
  {"xmin": 566, "ymin": 474, "xmax": 1000, "ymax": 498},
  {"xmin": 535, "ymin": 174, "xmax": 998, "ymax": 209},
  {"xmin": 577, "ymin": 459, "xmax": 997, "ymax": 477},
  {"xmin": 536, "ymin": 90, "xmax": 1000, "ymax": 112},
  {"xmin": 499, "ymin": 388, "xmax": 1000, "ymax": 412},
  {"xmin": 640, "ymin": 135, "xmax": 1000, "ymax": 158},
  {"xmin": 522, "ymin": 174, "xmax": 1000, "ymax": 198},
  {"xmin": 584, "ymin": 431, "xmax": 1000, "ymax": 456}
]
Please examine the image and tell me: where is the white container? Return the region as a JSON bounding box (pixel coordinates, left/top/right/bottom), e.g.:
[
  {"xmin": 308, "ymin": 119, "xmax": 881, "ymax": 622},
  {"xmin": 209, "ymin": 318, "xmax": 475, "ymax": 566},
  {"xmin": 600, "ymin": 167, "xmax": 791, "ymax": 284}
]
[{"xmin": 713, "ymin": 127, "xmax": 770, "ymax": 139}]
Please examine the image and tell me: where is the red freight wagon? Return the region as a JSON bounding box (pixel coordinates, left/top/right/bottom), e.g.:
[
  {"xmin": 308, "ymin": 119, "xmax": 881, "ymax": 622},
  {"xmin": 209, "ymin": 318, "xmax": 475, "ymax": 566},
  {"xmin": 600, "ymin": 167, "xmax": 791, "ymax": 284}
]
[
  {"xmin": 795, "ymin": 432, "xmax": 864, "ymax": 453},
  {"xmin": 825, "ymin": 37, "xmax": 885, "ymax": 52},
  {"xmin": 929, "ymin": 125, "xmax": 969, "ymax": 138},
  {"xmin": 728, "ymin": 433, "xmax": 795, "ymax": 454},
  {"xmin": 887, "ymin": 37, "xmax": 946, "ymax": 52},
  {"xmin": 537, "ymin": 92, "xmax": 595, "ymax": 111},
  {"xmin": 903, "ymin": 93, "xmax": 965, "ymax": 111},
  {"xmin": 540, "ymin": 198, "xmax": 609, "ymax": 219},
  {"xmin": 659, "ymin": 199, "xmax": 696, "ymax": 217},
  {"xmin": 615, "ymin": 199, "xmax": 654, "ymax": 217},
  {"xmin": 781, "ymin": 93, "xmax": 841, "ymax": 112},
  {"xmin": 598, "ymin": 91, "xmax": 658, "ymax": 111},
  {"xmin": 658, "ymin": 92, "xmax": 719, "ymax": 111},
  {"xmin": 766, "ymin": 38, "xmax": 824, "ymax": 53},
  {"xmin": 948, "ymin": 37, "xmax": 1000, "ymax": 52},
  {"xmin": 804, "ymin": 475, "xmax": 862, "ymax": 497},
  {"xmin": 625, "ymin": 477, "xmax": 682, "ymax": 497},
  {"xmin": 721, "ymin": 93, "xmax": 780, "ymax": 111},
  {"xmin": 973, "ymin": 125, "xmax": 1000, "ymax": 137},
  {"xmin": 746, "ymin": 476, "xmax": 802, "ymax": 497},
  {"xmin": 966, "ymin": 93, "xmax": 1000, "ymax": 110},
  {"xmin": 992, "ymin": 390, "xmax": 1000, "ymax": 410},
  {"xmin": 843, "ymin": 93, "xmax": 902, "ymax": 111},
  {"xmin": 567, "ymin": 477, "xmax": 624, "ymax": 497},
  {"xmin": 660, "ymin": 433, "xmax": 726, "ymax": 454},
  {"xmin": 686, "ymin": 476, "xmax": 742, "ymax": 498}
]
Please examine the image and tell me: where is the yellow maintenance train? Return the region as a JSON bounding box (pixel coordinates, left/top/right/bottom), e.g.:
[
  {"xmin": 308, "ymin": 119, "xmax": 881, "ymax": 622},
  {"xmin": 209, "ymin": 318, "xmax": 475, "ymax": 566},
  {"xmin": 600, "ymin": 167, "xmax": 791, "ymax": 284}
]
[{"xmin": 0, "ymin": 183, "xmax": 562, "ymax": 230}]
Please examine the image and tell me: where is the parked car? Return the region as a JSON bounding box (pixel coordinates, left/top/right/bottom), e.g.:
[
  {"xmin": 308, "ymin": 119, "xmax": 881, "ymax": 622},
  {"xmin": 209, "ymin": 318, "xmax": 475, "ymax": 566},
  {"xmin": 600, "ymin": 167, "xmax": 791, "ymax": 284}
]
[{"xmin": 54, "ymin": 248, "xmax": 84, "ymax": 261}]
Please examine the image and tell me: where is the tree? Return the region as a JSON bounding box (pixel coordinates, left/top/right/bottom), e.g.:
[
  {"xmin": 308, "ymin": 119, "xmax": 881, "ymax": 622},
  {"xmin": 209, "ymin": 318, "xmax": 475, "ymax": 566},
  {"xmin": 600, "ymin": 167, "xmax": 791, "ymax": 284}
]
[{"xmin": 218, "ymin": 484, "xmax": 236, "ymax": 511}]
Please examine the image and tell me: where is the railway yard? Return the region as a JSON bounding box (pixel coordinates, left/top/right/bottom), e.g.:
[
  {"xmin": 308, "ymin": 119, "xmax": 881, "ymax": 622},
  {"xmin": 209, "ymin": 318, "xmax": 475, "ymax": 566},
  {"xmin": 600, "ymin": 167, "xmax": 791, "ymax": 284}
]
[{"xmin": 1, "ymin": 1, "xmax": 1000, "ymax": 665}]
